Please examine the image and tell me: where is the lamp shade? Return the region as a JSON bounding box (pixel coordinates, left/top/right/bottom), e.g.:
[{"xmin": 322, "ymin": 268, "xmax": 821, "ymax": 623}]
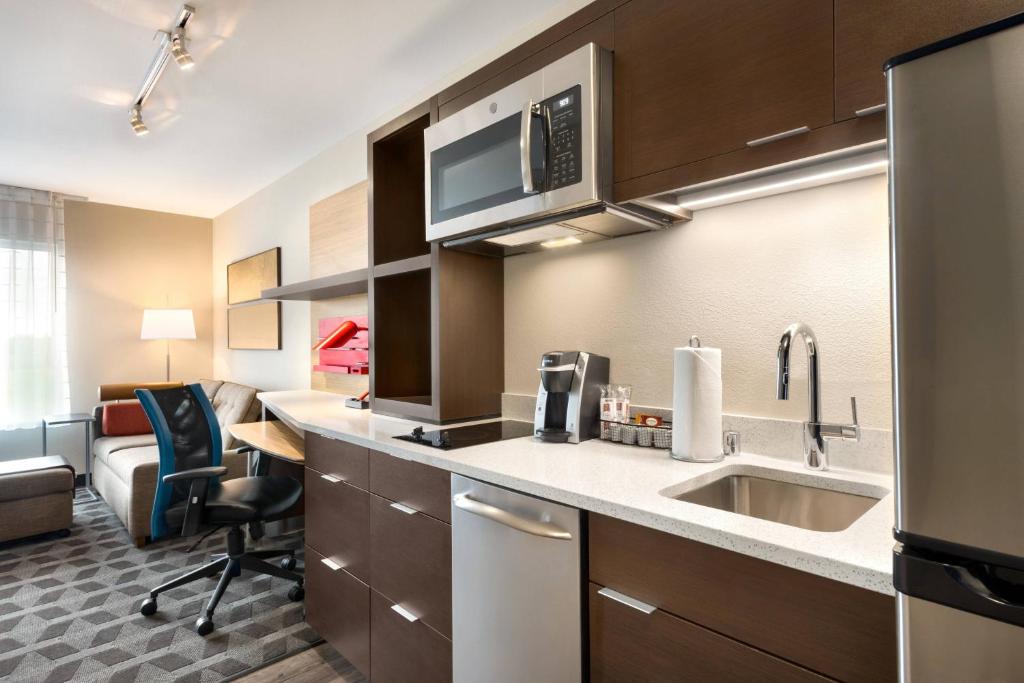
[{"xmin": 140, "ymin": 309, "xmax": 196, "ymax": 340}]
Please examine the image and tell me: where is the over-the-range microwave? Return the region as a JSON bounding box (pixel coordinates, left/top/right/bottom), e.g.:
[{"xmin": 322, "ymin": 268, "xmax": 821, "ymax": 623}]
[{"xmin": 423, "ymin": 43, "xmax": 689, "ymax": 257}]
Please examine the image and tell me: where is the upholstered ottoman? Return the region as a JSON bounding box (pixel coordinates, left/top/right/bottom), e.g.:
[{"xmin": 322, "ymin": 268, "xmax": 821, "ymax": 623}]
[{"xmin": 0, "ymin": 456, "xmax": 75, "ymax": 543}]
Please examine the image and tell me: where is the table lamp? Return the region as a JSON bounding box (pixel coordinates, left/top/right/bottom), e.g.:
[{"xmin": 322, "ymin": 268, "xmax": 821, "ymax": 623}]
[{"xmin": 141, "ymin": 308, "xmax": 196, "ymax": 381}]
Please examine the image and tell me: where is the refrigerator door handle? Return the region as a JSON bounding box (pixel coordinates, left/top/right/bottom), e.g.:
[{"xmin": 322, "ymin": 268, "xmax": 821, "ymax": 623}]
[
  {"xmin": 947, "ymin": 564, "xmax": 1024, "ymax": 610},
  {"xmin": 895, "ymin": 547, "xmax": 1024, "ymax": 628}
]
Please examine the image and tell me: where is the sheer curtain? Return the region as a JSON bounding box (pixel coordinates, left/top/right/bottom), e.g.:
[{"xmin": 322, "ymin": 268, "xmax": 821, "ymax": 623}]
[{"xmin": 0, "ymin": 185, "xmax": 70, "ymax": 429}]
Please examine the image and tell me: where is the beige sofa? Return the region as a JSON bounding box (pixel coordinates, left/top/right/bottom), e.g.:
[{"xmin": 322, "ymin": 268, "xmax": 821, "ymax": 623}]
[{"xmin": 92, "ymin": 379, "xmax": 261, "ymax": 546}]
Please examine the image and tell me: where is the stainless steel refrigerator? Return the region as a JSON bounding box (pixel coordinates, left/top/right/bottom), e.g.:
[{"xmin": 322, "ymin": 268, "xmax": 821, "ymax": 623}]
[{"xmin": 888, "ymin": 12, "xmax": 1024, "ymax": 681}]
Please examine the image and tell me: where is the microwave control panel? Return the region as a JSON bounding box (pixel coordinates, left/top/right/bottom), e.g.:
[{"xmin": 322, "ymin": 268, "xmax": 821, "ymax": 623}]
[{"xmin": 544, "ymin": 85, "xmax": 583, "ymax": 190}]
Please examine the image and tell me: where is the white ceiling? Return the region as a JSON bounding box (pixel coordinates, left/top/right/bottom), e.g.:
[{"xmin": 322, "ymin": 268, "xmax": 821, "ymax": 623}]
[{"xmin": 0, "ymin": 0, "xmax": 583, "ymax": 218}]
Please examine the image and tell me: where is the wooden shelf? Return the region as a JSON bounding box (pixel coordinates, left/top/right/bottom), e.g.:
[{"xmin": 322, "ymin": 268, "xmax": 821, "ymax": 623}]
[
  {"xmin": 262, "ymin": 268, "xmax": 368, "ymax": 301},
  {"xmin": 371, "ymin": 254, "xmax": 432, "ymax": 279}
]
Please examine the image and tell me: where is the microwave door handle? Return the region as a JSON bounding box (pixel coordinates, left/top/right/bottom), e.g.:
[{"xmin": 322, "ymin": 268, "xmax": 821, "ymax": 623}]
[{"xmin": 521, "ymin": 101, "xmax": 538, "ymax": 194}]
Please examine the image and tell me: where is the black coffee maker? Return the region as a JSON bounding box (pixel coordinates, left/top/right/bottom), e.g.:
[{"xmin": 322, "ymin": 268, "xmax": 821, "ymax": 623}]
[{"xmin": 534, "ymin": 351, "xmax": 610, "ymax": 443}]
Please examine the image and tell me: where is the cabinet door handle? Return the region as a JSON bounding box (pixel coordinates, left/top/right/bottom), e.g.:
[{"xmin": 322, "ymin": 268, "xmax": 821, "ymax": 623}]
[
  {"xmin": 391, "ymin": 604, "xmax": 419, "ymax": 622},
  {"xmin": 746, "ymin": 126, "xmax": 810, "ymax": 147},
  {"xmin": 320, "ymin": 557, "xmax": 343, "ymax": 571},
  {"xmin": 389, "ymin": 502, "xmax": 418, "ymax": 515},
  {"xmin": 320, "ymin": 474, "xmax": 343, "ymax": 483},
  {"xmin": 855, "ymin": 103, "xmax": 886, "ymax": 117},
  {"xmin": 597, "ymin": 587, "xmax": 657, "ymax": 615}
]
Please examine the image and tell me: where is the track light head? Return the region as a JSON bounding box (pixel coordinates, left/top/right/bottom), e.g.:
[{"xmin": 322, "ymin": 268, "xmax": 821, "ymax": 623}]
[
  {"xmin": 130, "ymin": 106, "xmax": 149, "ymax": 136},
  {"xmin": 170, "ymin": 27, "xmax": 194, "ymax": 69}
]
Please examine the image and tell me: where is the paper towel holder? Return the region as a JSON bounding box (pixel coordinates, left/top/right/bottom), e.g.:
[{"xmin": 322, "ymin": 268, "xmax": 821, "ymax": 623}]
[{"xmin": 689, "ymin": 335, "xmax": 701, "ymax": 348}]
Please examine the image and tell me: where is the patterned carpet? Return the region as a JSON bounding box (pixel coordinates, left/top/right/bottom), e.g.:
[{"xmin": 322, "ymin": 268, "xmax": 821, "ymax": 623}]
[{"xmin": 0, "ymin": 499, "xmax": 321, "ymax": 683}]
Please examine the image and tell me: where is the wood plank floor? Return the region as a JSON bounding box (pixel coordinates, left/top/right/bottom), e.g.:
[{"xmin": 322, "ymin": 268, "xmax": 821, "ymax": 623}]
[{"xmin": 235, "ymin": 642, "xmax": 367, "ymax": 683}]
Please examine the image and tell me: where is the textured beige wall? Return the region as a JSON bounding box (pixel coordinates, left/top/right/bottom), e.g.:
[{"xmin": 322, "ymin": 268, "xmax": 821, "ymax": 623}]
[
  {"xmin": 64, "ymin": 200, "xmax": 214, "ymax": 406},
  {"xmin": 504, "ymin": 174, "xmax": 892, "ymax": 430}
]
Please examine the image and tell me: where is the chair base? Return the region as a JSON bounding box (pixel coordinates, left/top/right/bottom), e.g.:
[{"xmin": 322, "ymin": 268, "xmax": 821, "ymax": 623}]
[{"xmin": 140, "ymin": 526, "xmax": 303, "ymax": 635}]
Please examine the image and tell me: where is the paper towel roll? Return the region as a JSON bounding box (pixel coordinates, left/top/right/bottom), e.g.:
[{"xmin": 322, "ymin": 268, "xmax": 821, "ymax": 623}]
[{"xmin": 671, "ymin": 344, "xmax": 723, "ymax": 462}]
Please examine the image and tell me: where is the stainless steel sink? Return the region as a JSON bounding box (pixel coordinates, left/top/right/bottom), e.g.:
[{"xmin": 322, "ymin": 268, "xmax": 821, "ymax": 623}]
[{"xmin": 669, "ymin": 473, "xmax": 883, "ymax": 532}]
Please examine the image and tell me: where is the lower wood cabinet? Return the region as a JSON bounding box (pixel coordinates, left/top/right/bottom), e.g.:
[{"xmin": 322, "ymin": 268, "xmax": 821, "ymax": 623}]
[
  {"xmin": 305, "ymin": 444, "xmax": 453, "ymax": 681},
  {"xmin": 305, "ymin": 545, "xmax": 371, "ymax": 678},
  {"xmin": 370, "ymin": 588, "xmax": 452, "ymax": 683},
  {"xmin": 369, "ymin": 449, "xmax": 452, "ymax": 523},
  {"xmin": 305, "ymin": 469, "xmax": 370, "ymax": 583},
  {"xmin": 589, "ymin": 582, "xmax": 828, "ymax": 682},
  {"xmin": 590, "ymin": 514, "xmax": 897, "ymax": 682},
  {"xmin": 306, "ymin": 431, "xmax": 369, "ymax": 489},
  {"xmin": 369, "ymin": 492, "xmax": 452, "ymax": 637}
]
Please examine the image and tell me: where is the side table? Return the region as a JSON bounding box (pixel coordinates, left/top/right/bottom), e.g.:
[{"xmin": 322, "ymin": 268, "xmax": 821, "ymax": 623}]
[{"xmin": 42, "ymin": 413, "xmax": 97, "ymax": 503}]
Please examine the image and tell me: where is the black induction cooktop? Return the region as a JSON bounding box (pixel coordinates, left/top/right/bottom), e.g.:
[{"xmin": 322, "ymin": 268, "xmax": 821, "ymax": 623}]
[{"xmin": 395, "ymin": 420, "xmax": 535, "ymax": 450}]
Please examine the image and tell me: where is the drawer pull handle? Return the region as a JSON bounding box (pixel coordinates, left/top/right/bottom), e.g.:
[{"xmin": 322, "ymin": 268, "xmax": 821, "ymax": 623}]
[
  {"xmin": 391, "ymin": 604, "xmax": 419, "ymax": 622},
  {"xmin": 598, "ymin": 587, "xmax": 657, "ymax": 615},
  {"xmin": 854, "ymin": 103, "xmax": 886, "ymax": 117},
  {"xmin": 746, "ymin": 126, "xmax": 810, "ymax": 147},
  {"xmin": 320, "ymin": 474, "xmax": 343, "ymax": 483},
  {"xmin": 389, "ymin": 502, "xmax": 418, "ymax": 515},
  {"xmin": 320, "ymin": 558, "xmax": 343, "ymax": 571},
  {"xmin": 452, "ymin": 493, "xmax": 572, "ymax": 540}
]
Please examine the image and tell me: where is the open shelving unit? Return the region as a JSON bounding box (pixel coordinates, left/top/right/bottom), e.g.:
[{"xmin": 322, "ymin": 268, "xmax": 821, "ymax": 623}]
[{"xmin": 367, "ymin": 100, "xmax": 503, "ymax": 423}]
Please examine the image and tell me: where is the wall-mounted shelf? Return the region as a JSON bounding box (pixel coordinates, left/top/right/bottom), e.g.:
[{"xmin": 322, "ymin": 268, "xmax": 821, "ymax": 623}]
[
  {"xmin": 262, "ymin": 268, "xmax": 368, "ymax": 301},
  {"xmin": 371, "ymin": 254, "xmax": 432, "ymax": 279}
]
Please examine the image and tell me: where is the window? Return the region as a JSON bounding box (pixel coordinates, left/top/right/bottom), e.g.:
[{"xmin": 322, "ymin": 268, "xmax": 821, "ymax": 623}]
[{"xmin": 0, "ymin": 186, "xmax": 69, "ymax": 429}]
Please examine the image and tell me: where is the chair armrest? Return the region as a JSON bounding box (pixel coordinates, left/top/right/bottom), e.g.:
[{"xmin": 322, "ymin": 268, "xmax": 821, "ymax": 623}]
[{"xmin": 162, "ymin": 466, "xmax": 228, "ymax": 484}]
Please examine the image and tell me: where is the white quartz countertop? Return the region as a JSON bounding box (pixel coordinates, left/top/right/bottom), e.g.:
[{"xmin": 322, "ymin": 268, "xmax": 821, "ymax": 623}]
[{"xmin": 260, "ymin": 390, "xmax": 896, "ymax": 595}]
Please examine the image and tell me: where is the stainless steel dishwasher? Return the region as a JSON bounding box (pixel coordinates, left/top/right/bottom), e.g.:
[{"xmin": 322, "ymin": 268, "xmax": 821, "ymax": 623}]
[{"xmin": 451, "ymin": 474, "xmax": 582, "ymax": 682}]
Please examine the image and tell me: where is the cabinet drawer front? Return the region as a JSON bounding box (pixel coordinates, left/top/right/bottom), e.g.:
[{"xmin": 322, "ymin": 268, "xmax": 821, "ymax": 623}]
[
  {"xmin": 306, "ymin": 432, "xmax": 369, "ymax": 490},
  {"xmin": 370, "ymin": 493, "xmax": 452, "ymax": 637},
  {"xmin": 589, "ymin": 582, "xmax": 826, "ymax": 682},
  {"xmin": 305, "ymin": 471, "xmax": 370, "ymax": 583},
  {"xmin": 369, "ymin": 449, "xmax": 451, "ymax": 523},
  {"xmin": 589, "ymin": 514, "xmax": 897, "ymax": 682},
  {"xmin": 305, "ymin": 546, "xmax": 370, "ymax": 678},
  {"xmin": 370, "ymin": 588, "xmax": 452, "ymax": 683}
]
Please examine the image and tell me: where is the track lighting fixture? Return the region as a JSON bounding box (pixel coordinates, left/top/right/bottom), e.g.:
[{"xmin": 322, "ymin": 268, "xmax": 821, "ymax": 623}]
[
  {"xmin": 130, "ymin": 106, "xmax": 149, "ymax": 136},
  {"xmin": 129, "ymin": 5, "xmax": 195, "ymax": 136},
  {"xmin": 170, "ymin": 27, "xmax": 194, "ymax": 69}
]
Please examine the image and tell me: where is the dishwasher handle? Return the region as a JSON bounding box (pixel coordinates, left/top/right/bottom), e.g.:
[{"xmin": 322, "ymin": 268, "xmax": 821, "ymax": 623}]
[{"xmin": 452, "ymin": 493, "xmax": 573, "ymax": 540}]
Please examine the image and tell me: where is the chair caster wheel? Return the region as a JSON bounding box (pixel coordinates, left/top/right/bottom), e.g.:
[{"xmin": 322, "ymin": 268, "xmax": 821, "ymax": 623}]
[
  {"xmin": 140, "ymin": 598, "xmax": 157, "ymax": 616},
  {"xmin": 288, "ymin": 585, "xmax": 305, "ymax": 602},
  {"xmin": 195, "ymin": 617, "xmax": 214, "ymax": 636},
  {"xmin": 280, "ymin": 556, "xmax": 296, "ymax": 571}
]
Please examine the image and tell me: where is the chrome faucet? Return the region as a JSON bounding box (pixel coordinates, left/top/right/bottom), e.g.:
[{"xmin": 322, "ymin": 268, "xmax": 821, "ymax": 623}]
[{"xmin": 776, "ymin": 323, "xmax": 860, "ymax": 470}]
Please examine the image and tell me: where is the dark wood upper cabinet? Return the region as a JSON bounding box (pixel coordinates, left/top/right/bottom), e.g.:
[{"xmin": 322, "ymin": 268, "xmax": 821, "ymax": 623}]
[
  {"xmin": 613, "ymin": 0, "xmax": 834, "ymax": 184},
  {"xmin": 438, "ymin": 13, "xmax": 615, "ymax": 120},
  {"xmin": 835, "ymin": 0, "xmax": 1024, "ymax": 121}
]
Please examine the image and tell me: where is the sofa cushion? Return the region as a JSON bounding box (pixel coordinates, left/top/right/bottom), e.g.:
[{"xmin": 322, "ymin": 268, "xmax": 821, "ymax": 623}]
[
  {"xmin": 199, "ymin": 379, "xmax": 224, "ymax": 400},
  {"xmin": 102, "ymin": 401, "xmax": 153, "ymax": 436},
  {"xmin": 100, "ymin": 444, "xmax": 161, "ymax": 485},
  {"xmin": 93, "ymin": 434, "xmax": 158, "ymax": 468},
  {"xmin": 212, "ymin": 382, "xmax": 260, "ymax": 448}
]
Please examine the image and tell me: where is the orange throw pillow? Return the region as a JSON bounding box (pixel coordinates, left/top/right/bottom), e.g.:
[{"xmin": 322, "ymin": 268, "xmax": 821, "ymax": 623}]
[{"xmin": 102, "ymin": 401, "xmax": 154, "ymax": 436}]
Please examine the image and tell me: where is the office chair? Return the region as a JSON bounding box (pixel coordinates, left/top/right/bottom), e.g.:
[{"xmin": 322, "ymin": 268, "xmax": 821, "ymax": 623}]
[{"xmin": 135, "ymin": 384, "xmax": 304, "ymax": 635}]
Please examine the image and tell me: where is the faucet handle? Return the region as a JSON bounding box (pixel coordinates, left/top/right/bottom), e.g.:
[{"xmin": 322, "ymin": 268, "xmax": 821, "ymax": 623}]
[
  {"xmin": 839, "ymin": 397, "xmax": 860, "ymax": 441},
  {"xmin": 818, "ymin": 397, "xmax": 861, "ymax": 442}
]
